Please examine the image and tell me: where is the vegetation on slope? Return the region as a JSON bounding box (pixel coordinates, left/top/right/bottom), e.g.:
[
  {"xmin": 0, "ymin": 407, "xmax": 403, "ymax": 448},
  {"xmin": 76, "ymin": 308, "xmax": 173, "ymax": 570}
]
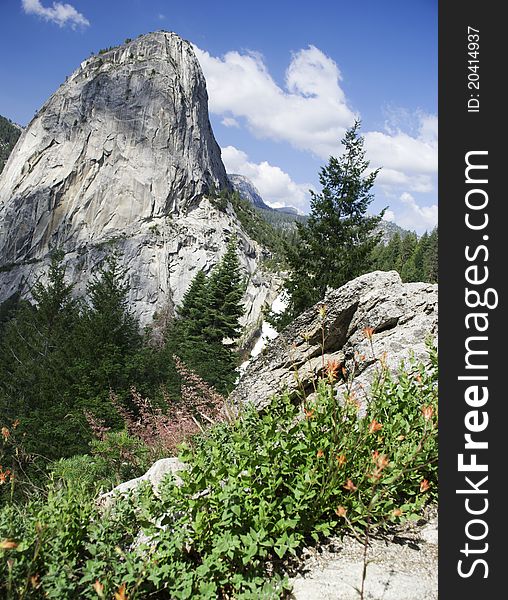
[
  {"xmin": 0, "ymin": 115, "xmax": 21, "ymax": 174},
  {"xmin": 0, "ymin": 332, "xmax": 437, "ymax": 598},
  {"xmin": 0, "ymin": 244, "xmax": 246, "ymax": 470}
]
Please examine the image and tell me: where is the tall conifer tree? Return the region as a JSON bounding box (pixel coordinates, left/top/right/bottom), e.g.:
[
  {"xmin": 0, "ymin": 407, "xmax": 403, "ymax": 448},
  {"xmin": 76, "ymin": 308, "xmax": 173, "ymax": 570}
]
[{"xmin": 281, "ymin": 121, "xmax": 384, "ymax": 325}]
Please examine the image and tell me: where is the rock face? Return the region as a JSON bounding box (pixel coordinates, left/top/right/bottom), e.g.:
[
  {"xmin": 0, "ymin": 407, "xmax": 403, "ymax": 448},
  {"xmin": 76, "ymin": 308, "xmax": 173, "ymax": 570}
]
[
  {"xmin": 98, "ymin": 457, "xmax": 186, "ymax": 507},
  {"xmin": 231, "ymin": 271, "xmax": 437, "ymax": 409},
  {"xmin": 228, "ymin": 174, "xmax": 272, "ymax": 210},
  {"xmin": 290, "ymin": 513, "xmax": 438, "ymax": 599},
  {"xmin": 0, "ymin": 32, "xmax": 278, "ymax": 327}
]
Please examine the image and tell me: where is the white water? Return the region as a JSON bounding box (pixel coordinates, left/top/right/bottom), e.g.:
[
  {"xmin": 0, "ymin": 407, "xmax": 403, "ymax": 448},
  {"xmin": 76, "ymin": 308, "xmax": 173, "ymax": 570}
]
[{"xmin": 238, "ymin": 292, "xmax": 287, "ymax": 375}]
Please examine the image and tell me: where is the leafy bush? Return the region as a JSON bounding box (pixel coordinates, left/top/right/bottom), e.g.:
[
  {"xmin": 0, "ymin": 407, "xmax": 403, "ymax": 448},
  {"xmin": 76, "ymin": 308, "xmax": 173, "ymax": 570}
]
[{"xmin": 0, "ymin": 346, "xmax": 437, "ymax": 598}]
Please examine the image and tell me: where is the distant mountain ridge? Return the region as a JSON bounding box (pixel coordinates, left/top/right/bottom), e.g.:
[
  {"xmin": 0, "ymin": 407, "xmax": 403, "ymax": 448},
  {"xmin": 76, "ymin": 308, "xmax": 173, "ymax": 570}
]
[
  {"xmin": 227, "ymin": 173, "xmax": 301, "ymax": 216},
  {"xmin": 228, "ymin": 173, "xmax": 412, "ymax": 241}
]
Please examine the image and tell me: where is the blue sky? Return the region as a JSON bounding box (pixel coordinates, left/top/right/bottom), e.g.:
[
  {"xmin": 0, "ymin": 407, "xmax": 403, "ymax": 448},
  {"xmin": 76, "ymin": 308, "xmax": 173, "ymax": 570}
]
[{"xmin": 0, "ymin": 0, "xmax": 437, "ymax": 232}]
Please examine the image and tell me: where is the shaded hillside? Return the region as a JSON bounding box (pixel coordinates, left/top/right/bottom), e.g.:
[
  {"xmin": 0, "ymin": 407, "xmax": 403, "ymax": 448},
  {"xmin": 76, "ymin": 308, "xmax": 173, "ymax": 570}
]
[{"xmin": 0, "ymin": 115, "xmax": 21, "ymax": 174}]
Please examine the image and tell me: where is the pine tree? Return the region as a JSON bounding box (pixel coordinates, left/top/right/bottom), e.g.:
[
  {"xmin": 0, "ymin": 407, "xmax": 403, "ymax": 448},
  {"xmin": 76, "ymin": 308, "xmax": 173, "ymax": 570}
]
[
  {"xmin": 203, "ymin": 239, "xmax": 245, "ymax": 344},
  {"xmin": 72, "ymin": 253, "xmax": 142, "ymax": 419},
  {"xmin": 423, "ymin": 228, "xmax": 438, "ymax": 283},
  {"xmin": 166, "ymin": 240, "xmax": 245, "ymax": 394},
  {"xmin": 0, "ymin": 251, "xmax": 84, "ymax": 458},
  {"xmin": 282, "ymin": 121, "xmax": 384, "ymax": 325}
]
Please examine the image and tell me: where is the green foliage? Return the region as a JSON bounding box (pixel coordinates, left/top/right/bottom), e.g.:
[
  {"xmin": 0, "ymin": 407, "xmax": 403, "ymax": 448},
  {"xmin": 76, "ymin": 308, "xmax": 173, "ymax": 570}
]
[
  {"xmin": 165, "ymin": 240, "xmax": 246, "ymax": 394},
  {"xmin": 0, "ymin": 115, "xmax": 21, "ymax": 174},
  {"xmin": 0, "ymin": 346, "xmax": 437, "ymax": 598},
  {"xmin": 0, "ymin": 252, "xmax": 85, "ymax": 460},
  {"xmin": 0, "ymin": 252, "xmax": 147, "ymax": 464},
  {"xmin": 372, "ymin": 227, "xmax": 438, "ymax": 283},
  {"xmin": 279, "ymin": 121, "xmax": 384, "ymax": 327},
  {"xmin": 215, "ymin": 190, "xmax": 291, "ymax": 265}
]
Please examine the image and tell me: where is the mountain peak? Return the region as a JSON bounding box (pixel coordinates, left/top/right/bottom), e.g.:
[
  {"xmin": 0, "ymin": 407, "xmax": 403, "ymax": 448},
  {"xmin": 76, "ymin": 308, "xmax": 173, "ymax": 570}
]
[{"xmin": 0, "ymin": 32, "xmax": 277, "ymax": 328}]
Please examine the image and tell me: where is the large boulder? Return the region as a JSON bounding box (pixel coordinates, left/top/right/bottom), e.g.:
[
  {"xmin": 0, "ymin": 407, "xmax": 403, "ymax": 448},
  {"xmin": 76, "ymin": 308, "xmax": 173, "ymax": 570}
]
[
  {"xmin": 231, "ymin": 271, "xmax": 438, "ymax": 409},
  {"xmin": 98, "ymin": 457, "xmax": 186, "ymax": 507}
]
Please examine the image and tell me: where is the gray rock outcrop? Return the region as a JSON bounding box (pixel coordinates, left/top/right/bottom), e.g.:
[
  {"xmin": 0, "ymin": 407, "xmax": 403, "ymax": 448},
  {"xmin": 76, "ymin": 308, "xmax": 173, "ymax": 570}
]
[
  {"xmin": 98, "ymin": 457, "xmax": 186, "ymax": 507},
  {"xmin": 290, "ymin": 514, "xmax": 438, "ymax": 599},
  {"xmin": 231, "ymin": 270, "xmax": 437, "ymax": 409},
  {"xmin": 0, "ymin": 32, "xmax": 279, "ymax": 328}
]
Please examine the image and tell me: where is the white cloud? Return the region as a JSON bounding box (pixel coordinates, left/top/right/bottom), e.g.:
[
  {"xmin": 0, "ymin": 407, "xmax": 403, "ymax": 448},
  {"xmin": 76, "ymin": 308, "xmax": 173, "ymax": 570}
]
[
  {"xmin": 194, "ymin": 44, "xmax": 357, "ymax": 158},
  {"xmin": 365, "ymin": 114, "xmax": 437, "ymax": 174},
  {"xmin": 222, "ymin": 145, "xmax": 312, "ymax": 210},
  {"xmin": 375, "ymin": 169, "xmax": 434, "ymax": 194},
  {"xmin": 221, "ymin": 117, "xmax": 240, "ymax": 128},
  {"xmin": 196, "ymin": 43, "xmax": 437, "ymax": 201},
  {"xmin": 391, "ymin": 192, "xmax": 438, "ymax": 232},
  {"xmin": 22, "ymin": 0, "xmax": 89, "ymax": 28}
]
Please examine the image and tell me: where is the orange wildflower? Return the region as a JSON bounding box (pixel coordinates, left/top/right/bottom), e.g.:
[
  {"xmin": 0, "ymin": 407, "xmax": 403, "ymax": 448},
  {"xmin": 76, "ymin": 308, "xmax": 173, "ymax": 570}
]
[
  {"xmin": 114, "ymin": 583, "xmax": 127, "ymax": 600},
  {"xmin": 0, "ymin": 469, "xmax": 11, "ymax": 485},
  {"xmin": 0, "ymin": 539, "xmax": 17, "ymax": 550},
  {"xmin": 316, "ymin": 449, "xmax": 324, "ymax": 459},
  {"xmin": 420, "ymin": 479, "xmax": 430, "ymax": 493},
  {"xmin": 336, "ymin": 454, "xmax": 346, "ymax": 467},
  {"xmin": 343, "ymin": 479, "xmax": 357, "ymax": 492},
  {"xmin": 325, "ymin": 359, "xmax": 341, "ymax": 383},
  {"xmin": 422, "ymin": 405, "xmax": 434, "ymax": 421},
  {"xmin": 93, "ymin": 580, "xmax": 105, "ymax": 597},
  {"xmin": 335, "ymin": 506, "xmax": 347, "ymax": 518},
  {"xmin": 304, "ymin": 408, "xmax": 315, "ymax": 419},
  {"xmin": 368, "ymin": 419, "xmax": 382, "ymax": 434},
  {"xmin": 392, "ymin": 508, "xmax": 403, "ymax": 518},
  {"xmin": 1, "ymin": 427, "xmax": 10, "ymax": 441},
  {"xmin": 362, "ymin": 326, "xmax": 375, "ymax": 340},
  {"xmin": 377, "ymin": 454, "xmax": 389, "ymax": 469}
]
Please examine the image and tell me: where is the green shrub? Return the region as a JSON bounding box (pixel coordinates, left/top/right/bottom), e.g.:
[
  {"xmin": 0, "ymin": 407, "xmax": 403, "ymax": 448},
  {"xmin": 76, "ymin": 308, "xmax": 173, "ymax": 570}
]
[{"xmin": 0, "ymin": 346, "xmax": 437, "ymax": 598}]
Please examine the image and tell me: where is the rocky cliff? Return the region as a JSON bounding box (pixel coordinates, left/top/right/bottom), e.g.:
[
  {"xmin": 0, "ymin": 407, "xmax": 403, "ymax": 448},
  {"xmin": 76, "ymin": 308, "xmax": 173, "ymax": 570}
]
[
  {"xmin": 231, "ymin": 270, "xmax": 437, "ymax": 409},
  {"xmin": 0, "ymin": 32, "xmax": 278, "ymax": 328},
  {"xmin": 227, "ymin": 174, "xmax": 272, "ymax": 210}
]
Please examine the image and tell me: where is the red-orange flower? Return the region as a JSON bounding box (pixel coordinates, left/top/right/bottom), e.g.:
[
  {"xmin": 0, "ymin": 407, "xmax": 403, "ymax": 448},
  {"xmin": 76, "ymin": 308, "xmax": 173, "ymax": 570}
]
[
  {"xmin": 93, "ymin": 580, "xmax": 105, "ymax": 597},
  {"xmin": 336, "ymin": 454, "xmax": 346, "ymax": 467},
  {"xmin": 316, "ymin": 449, "xmax": 324, "ymax": 459},
  {"xmin": 422, "ymin": 405, "xmax": 434, "ymax": 421},
  {"xmin": 114, "ymin": 583, "xmax": 127, "ymax": 600},
  {"xmin": 304, "ymin": 408, "xmax": 315, "ymax": 419},
  {"xmin": 392, "ymin": 508, "xmax": 403, "ymax": 518},
  {"xmin": 0, "ymin": 469, "xmax": 11, "ymax": 485},
  {"xmin": 362, "ymin": 326, "xmax": 375, "ymax": 340},
  {"xmin": 368, "ymin": 419, "xmax": 383, "ymax": 434},
  {"xmin": 420, "ymin": 479, "xmax": 430, "ymax": 493},
  {"xmin": 335, "ymin": 506, "xmax": 347, "ymax": 518},
  {"xmin": 1, "ymin": 427, "xmax": 10, "ymax": 441},
  {"xmin": 343, "ymin": 479, "xmax": 357, "ymax": 492},
  {"xmin": 325, "ymin": 359, "xmax": 341, "ymax": 383}
]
